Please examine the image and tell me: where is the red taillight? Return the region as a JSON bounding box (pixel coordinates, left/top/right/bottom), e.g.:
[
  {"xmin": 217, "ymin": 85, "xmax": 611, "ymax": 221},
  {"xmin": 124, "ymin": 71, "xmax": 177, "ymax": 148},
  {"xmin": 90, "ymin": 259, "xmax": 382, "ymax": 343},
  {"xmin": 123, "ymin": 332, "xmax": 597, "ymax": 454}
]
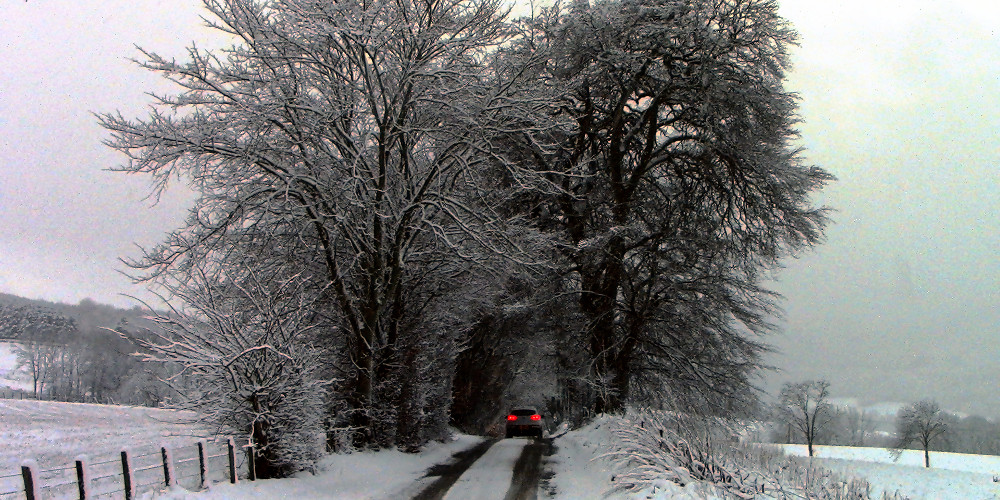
[
  {"xmin": 507, "ymin": 415, "xmax": 517, "ymax": 421},
  {"xmin": 530, "ymin": 414, "xmax": 541, "ymax": 421}
]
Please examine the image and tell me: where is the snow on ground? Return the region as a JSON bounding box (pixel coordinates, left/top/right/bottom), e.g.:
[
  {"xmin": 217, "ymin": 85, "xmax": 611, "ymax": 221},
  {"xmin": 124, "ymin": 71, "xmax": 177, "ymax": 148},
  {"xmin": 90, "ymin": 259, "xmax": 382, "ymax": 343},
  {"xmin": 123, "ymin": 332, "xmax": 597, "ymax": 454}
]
[
  {"xmin": 544, "ymin": 417, "xmax": 619, "ymax": 499},
  {"xmin": 780, "ymin": 444, "xmax": 1000, "ymax": 475},
  {"xmin": 0, "ymin": 399, "xmax": 209, "ymax": 471},
  {"xmin": 154, "ymin": 416, "xmax": 710, "ymax": 500},
  {"xmin": 150, "ymin": 434, "xmax": 485, "ymax": 500},
  {"xmin": 810, "ymin": 459, "xmax": 1000, "ymax": 499},
  {"xmin": 0, "ymin": 399, "xmax": 211, "ymax": 497},
  {"xmin": 8, "ymin": 400, "xmax": 1000, "ymax": 500},
  {"xmin": 0, "ymin": 397, "xmax": 491, "ymax": 500},
  {"xmin": 779, "ymin": 444, "xmax": 1000, "ymax": 499},
  {"xmin": 443, "ymin": 439, "xmax": 526, "ymax": 500},
  {"xmin": 546, "ymin": 415, "xmax": 719, "ymax": 500},
  {"xmin": 0, "ymin": 343, "xmax": 17, "ymax": 374}
]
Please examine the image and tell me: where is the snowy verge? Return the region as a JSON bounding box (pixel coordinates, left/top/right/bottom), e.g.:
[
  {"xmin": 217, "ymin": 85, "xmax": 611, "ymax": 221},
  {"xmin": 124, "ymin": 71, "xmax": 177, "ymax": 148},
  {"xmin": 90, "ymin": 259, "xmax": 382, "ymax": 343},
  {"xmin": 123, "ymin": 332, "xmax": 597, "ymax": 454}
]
[
  {"xmin": 145, "ymin": 434, "xmax": 485, "ymax": 499},
  {"xmin": 546, "ymin": 415, "xmax": 718, "ymax": 499},
  {"xmin": 548, "ymin": 411, "xmax": 910, "ymax": 499}
]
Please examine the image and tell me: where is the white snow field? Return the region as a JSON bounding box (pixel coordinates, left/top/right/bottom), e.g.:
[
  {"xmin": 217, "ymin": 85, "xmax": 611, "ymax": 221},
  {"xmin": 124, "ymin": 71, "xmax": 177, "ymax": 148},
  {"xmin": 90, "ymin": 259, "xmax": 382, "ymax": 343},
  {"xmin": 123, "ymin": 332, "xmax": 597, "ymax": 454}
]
[
  {"xmin": 0, "ymin": 343, "xmax": 17, "ymax": 377},
  {"xmin": 779, "ymin": 444, "xmax": 1000, "ymax": 499},
  {"xmin": 0, "ymin": 399, "xmax": 212, "ymax": 498},
  {"xmin": 0, "ymin": 399, "xmax": 209, "ymax": 470}
]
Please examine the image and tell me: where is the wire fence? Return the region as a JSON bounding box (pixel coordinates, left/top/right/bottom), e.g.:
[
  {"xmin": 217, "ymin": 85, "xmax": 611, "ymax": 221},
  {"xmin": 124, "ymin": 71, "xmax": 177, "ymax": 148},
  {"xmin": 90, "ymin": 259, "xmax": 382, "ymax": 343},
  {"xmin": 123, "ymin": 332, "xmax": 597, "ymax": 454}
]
[
  {"xmin": 2, "ymin": 437, "xmax": 254, "ymax": 500},
  {"xmin": 0, "ymin": 469, "xmax": 25, "ymax": 500}
]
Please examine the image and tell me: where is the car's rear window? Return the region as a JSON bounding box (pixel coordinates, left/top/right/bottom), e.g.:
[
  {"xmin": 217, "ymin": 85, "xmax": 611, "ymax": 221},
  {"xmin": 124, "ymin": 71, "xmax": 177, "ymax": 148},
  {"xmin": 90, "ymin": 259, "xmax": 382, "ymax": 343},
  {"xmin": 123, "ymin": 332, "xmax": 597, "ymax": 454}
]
[{"xmin": 512, "ymin": 409, "xmax": 537, "ymax": 416}]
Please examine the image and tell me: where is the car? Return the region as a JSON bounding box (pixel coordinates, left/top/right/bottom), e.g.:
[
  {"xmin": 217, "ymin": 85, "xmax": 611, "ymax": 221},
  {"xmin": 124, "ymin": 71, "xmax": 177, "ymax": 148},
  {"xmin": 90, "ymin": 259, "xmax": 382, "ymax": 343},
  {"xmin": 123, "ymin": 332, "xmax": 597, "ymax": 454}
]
[{"xmin": 505, "ymin": 407, "xmax": 544, "ymax": 439}]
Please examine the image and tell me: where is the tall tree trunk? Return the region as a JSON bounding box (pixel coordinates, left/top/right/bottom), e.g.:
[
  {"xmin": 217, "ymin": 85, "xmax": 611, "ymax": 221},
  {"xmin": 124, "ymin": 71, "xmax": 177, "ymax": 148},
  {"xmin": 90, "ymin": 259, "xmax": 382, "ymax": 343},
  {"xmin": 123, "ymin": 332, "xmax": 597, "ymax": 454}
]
[
  {"xmin": 580, "ymin": 238, "xmax": 627, "ymax": 414},
  {"xmin": 352, "ymin": 320, "xmax": 376, "ymax": 446},
  {"xmin": 250, "ymin": 395, "xmax": 281, "ymax": 479}
]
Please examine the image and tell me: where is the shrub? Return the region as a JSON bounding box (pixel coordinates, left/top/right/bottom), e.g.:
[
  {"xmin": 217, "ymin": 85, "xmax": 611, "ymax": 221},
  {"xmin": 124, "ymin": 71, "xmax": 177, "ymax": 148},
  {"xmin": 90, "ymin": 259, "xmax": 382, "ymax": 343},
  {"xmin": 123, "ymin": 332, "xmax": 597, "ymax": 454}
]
[{"xmin": 608, "ymin": 408, "xmax": 907, "ymax": 499}]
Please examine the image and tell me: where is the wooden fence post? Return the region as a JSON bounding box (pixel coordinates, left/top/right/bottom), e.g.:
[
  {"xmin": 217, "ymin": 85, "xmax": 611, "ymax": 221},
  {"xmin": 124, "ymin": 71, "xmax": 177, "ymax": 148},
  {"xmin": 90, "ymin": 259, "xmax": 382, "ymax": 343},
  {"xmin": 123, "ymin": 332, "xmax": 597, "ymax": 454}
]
[
  {"xmin": 121, "ymin": 451, "xmax": 133, "ymax": 500},
  {"xmin": 246, "ymin": 445, "xmax": 256, "ymax": 481},
  {"xmin": 227, "ymin": 438, "xmax": 237, "ymax": 484},
  {"xmin": 160, "ymin": 447, "xmax": 174, "ymax": 487},
  {"xmin": 197, "ymin": 441, "xmax": 207, "ymax": 489},
  {"xmin": 20, "ymin": 461, "xmax": 39, "ymax": 500},
  {"xmin": 75, "ymin": 458, "xmax": 88, "ymax": 500}
]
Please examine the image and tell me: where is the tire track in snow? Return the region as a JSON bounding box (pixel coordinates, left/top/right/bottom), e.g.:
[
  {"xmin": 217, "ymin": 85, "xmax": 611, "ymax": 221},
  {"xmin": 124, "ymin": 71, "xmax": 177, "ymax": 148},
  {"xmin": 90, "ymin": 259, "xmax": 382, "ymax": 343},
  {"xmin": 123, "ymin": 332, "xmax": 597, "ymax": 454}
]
[
  {"xmin": 441, "ymin": 439, "xmax": 529, "ymax": 500},
  {"xmin": 411, "ymin": 438, "xmax": 497, "ymax": 500},
  {"xmin": 503, "ymin": 439, "xmax": 546, "ymax": 500}
]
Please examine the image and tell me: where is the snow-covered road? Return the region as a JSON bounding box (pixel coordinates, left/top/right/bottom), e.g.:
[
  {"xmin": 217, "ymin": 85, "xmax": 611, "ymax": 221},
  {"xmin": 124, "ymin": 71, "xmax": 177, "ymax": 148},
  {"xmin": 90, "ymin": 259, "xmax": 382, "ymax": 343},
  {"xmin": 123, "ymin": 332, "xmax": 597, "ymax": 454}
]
[{"xmin": 443, "ymin": 439, "xmax": 528, "ymax": 500}]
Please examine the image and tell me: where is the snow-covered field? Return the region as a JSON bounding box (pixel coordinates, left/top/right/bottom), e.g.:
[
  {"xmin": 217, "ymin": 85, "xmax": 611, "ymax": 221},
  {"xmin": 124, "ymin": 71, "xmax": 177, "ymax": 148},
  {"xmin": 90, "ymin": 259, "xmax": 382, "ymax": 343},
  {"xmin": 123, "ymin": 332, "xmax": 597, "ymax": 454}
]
[
  {"xmin": 0, "ymin": 343, "xmax": 16, "ymax": 375},
  {"xmin": 779, "ymin": 444, "xmax": 1000, "ymax": 499},
  {"xmin": 0, "ymin": 399, "xmax": 212, "ymax": 498},
  {"xmin": 6, "ymin": 399, "xmax": 1000, "ymax": 499},
  {"xmin": 0, "ymin": 399, "xmax": 209, "ymax": 471}
]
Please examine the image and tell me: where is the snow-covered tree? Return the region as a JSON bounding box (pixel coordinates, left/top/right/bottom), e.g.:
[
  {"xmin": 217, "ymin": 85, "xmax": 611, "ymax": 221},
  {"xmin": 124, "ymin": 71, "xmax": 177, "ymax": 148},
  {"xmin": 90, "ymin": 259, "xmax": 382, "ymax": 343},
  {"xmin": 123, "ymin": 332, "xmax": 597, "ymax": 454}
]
[
  {"xmin": 892, "ymin": 400, "xmax": 949, "ymax": 468},
  {"xmin": 101, "ymin": 0, "xmax": 551, "ymax": 446},
  {"xmin": 829, "ymin": 406, "xmax": 877, "ymax": 447},
  {"xmin": 3, "ymin": 302, "xmax": 161, "ymax": 404},
  {"xmin": 134, "ymin": 265, "xmax": 329, "ymax": 477},
  {"xmin": 450, "ymin": 269, "xmax": 583, "ymax": 434},
  {"xmin": 514, "ymin": 0, "xmax": 833, "ymax": 414},
  {"xmin": 6, "ymin": 307, "xmax": 78, "ymax": 398},
  {"xmin": 101, "ymin": 0, "xmax": 833, "ymax": 443},
  {"xmin": 776, "ymin": 380, "xmax": 833, "ymax": 457}
]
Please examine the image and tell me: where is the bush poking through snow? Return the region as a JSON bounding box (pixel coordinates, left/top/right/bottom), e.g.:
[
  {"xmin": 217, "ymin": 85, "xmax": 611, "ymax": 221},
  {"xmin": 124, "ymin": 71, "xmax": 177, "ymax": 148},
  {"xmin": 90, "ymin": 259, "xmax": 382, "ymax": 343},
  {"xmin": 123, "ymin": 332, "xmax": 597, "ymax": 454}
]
[
  {"xmin": 607, "ymin": 408, "xmax": 908, "ymax": 499},
  {"xmin": 608, "ymin": 409, "xmax": 761, "ymax": 498}
]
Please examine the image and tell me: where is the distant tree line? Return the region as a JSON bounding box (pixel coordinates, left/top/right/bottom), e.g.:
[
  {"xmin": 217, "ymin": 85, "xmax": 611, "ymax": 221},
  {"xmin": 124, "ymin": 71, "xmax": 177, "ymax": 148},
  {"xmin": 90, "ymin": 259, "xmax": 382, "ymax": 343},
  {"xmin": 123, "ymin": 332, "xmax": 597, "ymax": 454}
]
[
  {"xmin": 771, "ymin": 379, "xmax": 1000, "ymax": 462},
  {"xmin": 0, "ymin": 298, "xmax": 170, "ymax": 406},
  {"xmin": 99, "ymin": 0, "xmax": 832, "ymax": 476}
]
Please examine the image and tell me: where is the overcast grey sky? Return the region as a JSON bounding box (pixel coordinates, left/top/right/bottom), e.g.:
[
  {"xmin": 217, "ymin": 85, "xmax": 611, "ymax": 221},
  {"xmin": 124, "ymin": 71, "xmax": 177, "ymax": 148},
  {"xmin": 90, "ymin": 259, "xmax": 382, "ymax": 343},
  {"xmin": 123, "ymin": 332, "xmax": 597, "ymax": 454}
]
[{"xmin": 1, "ymin": 0, "xmax": 998, "ymax": 415}]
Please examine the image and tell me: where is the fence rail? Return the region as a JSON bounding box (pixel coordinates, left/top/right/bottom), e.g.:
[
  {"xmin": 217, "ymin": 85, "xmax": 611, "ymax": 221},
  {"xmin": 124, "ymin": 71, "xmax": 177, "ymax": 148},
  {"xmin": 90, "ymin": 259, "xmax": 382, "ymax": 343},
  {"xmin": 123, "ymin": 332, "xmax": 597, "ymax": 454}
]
[{"xmin": 6, "ymin": 438, "xmax": 255, "ymax": 500}]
